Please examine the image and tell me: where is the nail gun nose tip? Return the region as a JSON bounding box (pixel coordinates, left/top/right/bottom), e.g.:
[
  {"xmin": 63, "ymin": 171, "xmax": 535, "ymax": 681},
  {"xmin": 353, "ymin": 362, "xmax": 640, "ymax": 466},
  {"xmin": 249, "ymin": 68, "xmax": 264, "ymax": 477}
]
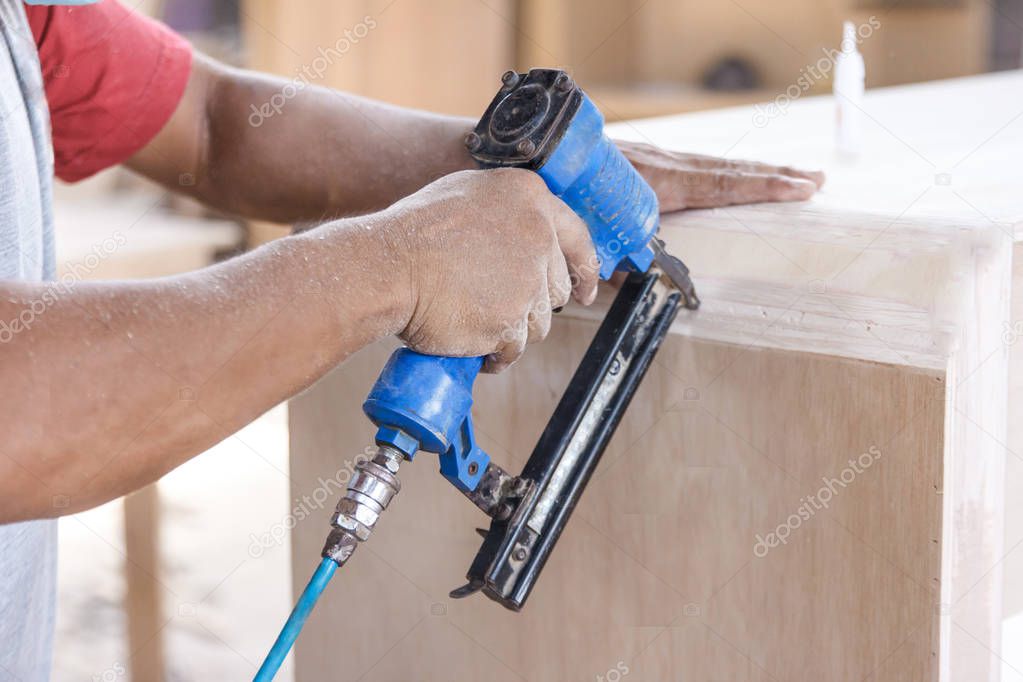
[{"xmin": 449, "ymin": 581, "xmax": 484, "ymax": 599}]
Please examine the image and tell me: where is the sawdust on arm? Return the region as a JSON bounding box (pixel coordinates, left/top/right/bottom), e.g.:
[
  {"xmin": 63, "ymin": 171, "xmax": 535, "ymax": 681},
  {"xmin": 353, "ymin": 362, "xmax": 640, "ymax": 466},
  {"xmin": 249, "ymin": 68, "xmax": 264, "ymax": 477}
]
[{"xmin": 127, "ymin": 52, "xmax": 476, "ymax": 224}]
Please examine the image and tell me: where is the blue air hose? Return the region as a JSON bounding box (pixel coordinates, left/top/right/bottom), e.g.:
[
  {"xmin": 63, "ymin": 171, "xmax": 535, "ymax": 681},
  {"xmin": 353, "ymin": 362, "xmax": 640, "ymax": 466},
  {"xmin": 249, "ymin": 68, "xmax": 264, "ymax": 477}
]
[{"xmin": 253, "ymin": 557, "xmax": 338, "ymax": 682}]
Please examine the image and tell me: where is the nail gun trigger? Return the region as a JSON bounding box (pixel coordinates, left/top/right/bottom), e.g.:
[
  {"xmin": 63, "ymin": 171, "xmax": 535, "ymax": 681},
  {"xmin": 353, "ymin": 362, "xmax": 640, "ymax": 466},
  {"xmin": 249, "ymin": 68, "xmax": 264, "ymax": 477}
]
[{"xmin": 650, "ymin": 237, "xmax": 701, "ymax": 310}]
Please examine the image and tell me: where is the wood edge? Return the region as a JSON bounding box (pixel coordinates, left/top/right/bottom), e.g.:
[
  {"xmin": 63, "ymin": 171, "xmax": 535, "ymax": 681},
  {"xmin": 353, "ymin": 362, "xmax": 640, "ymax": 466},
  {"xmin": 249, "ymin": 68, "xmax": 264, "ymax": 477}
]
[
  {"xmin": 558, "ymin": 205, "xmax": 1004, "ymax": 371},
  {"xmin": 939, "ymin": 225, "xmax": 1012, "ymax": 681}
]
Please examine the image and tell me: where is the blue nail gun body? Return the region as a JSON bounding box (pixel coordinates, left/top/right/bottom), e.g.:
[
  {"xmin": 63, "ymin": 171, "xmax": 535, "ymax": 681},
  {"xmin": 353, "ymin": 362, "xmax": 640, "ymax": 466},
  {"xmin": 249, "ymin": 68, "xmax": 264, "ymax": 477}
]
[
  {"xmin": 322, "ymin": 69, "xmax": 699, "ymax": 608},
  {"xmin": 358, "ymin": 69, "xmax": 691, "ymax": 495},
  {"xmin": 259, "ymin": 68, "xmax": 700, "ymax": 682}
]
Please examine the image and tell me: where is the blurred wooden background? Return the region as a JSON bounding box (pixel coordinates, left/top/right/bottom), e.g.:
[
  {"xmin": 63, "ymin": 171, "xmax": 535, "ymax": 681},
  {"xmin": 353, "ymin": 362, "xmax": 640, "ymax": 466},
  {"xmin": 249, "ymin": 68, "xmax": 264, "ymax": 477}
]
[
  {"xmin": 237, "ymin": 0, "xmax": 995, "ymax": 245},
  {"xmin": 241, "ymin": 0, "xmax": 993, "ymax": 121}
]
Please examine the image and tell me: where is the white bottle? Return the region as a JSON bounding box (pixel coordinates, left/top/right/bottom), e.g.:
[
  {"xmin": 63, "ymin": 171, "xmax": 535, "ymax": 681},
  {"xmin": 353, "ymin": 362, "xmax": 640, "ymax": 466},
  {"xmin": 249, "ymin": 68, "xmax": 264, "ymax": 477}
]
[{"xmin": 834, "ymin": 21, "xmax": 864, "ymax": 158}]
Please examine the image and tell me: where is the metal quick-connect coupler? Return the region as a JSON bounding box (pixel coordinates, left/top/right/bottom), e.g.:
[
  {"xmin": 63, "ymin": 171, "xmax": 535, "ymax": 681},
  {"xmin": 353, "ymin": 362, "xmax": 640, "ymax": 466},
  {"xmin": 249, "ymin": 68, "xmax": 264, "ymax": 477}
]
[{"xmin": 321, "ymin": 445, "xmax": 403, "ymax": 566}]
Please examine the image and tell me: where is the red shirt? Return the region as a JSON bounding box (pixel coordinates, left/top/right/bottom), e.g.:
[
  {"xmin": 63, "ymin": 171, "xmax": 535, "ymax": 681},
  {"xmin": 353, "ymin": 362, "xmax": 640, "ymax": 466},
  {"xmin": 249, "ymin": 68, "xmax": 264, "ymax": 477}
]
[{"xmin": 25, "ymin": 0, "xmax": 192, "ymax": 182}]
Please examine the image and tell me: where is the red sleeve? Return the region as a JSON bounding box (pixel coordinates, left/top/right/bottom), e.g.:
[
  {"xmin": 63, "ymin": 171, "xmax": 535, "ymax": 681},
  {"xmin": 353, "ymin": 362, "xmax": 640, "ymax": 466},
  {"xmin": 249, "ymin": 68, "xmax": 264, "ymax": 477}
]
[{"xmin": 25, "ymin": 0, "xmax": 192, "ymax": 182}]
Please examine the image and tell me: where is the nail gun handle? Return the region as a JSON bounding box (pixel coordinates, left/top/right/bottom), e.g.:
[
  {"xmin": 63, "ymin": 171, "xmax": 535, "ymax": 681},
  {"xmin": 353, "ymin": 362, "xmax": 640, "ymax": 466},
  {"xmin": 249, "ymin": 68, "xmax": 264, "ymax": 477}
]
[
  {"xmin": 467, "ymin": 68, "xmax": 660, "ymax": 281},
  {"xmin": 363, "ymin": 350, "xmax": 490, "ymax": 492}
]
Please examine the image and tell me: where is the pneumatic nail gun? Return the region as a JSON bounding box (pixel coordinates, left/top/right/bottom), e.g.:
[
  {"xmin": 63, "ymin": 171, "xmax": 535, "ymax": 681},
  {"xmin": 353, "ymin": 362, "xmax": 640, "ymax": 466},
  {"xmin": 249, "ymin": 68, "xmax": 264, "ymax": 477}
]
[
  {"xmin": 256, "ymin": 67, "xmax": 700, "ymax": 682},
  {"xmin": 323, "ymin": 68, "xmax": 699, "ymax": 610}
]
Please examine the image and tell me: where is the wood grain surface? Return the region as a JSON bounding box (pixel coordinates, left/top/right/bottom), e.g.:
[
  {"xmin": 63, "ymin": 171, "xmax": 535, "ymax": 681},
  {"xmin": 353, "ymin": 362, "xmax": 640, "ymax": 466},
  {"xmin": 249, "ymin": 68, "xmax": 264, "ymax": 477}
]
[{"xmin": 290, "ymin": 320, "xmax": 946, "ymax": 681}]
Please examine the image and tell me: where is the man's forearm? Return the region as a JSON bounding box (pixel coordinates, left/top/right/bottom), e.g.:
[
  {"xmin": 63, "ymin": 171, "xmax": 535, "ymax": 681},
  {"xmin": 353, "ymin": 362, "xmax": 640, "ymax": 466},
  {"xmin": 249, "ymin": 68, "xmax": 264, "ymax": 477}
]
[
  {"xmin": 130, "ymin": 53, "xmax": 475, "ymax": 223},
  {"xmin": 0, "ymin": 219, "xmax": 407, "ymax": 522},
  {"xmin": 130, "ymin": 51, "xmax": 827, "ymax": 227}
]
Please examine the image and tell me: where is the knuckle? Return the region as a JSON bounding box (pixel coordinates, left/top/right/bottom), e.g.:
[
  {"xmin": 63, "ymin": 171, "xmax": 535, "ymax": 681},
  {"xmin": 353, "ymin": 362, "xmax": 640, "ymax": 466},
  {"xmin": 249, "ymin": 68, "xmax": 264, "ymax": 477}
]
[
  {"xmin": 765, "ymin": 175, "xmax": 789, "ymax": 193},
  {"xmin": 680, "ymin": 170, "xmax": 702, "ymax": 188},
  {"xmin": 503, "ymin": 333, "xmax": 527, "ymax": 358},
  {"xmin": 568, "ymin": 267, "xmax": 584, "ymax": 291},
  {"xmin": 532, "ymin": 319, "xmax": 551, "ymax": 342},
  {"xmin": 447, "ymin": 168, "xmax": 481, "ymax": 189},
  {"xmin": 514, "ymin": 168, "xmax": 546, "ymax": 191},
  {"xmin": 522, "ymin": 211, "xmax": 557, "ymax": 246},
  {"xmin": 449, "ymin": 168, "xmax": 478, "ymax": 181},
  {"xmin": 713, "ymin": 172, "xmax": 735, "ymax": 194},
  {"xmin": 570, "ymin": 258, "xmax": 597, "ymax": 287},
  {"xmin": 492, "ymin": 167, "xmax": 540, "ymax": 191},
  {"xmin": 552, "ymin": 280, "xmax": 571, "ymax": 308},
  {"xmin": 497, "ymin": 314, "xmax": 528, "ymax": 345},
  {"xmin": 523, "ymin": 293, "xmax": 552, "ymax": 339},
  {"xmin": 555, "ymin": 268, "xmax": 573, "ymax": 298},
  {"xmin": 486, "ymin": 166, "xmax": 517, "ymax": 181}
]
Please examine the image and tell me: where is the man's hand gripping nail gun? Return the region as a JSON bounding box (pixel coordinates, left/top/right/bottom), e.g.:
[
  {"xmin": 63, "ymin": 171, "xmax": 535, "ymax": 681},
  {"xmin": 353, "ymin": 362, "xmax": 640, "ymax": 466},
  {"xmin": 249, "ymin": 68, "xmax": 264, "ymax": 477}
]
[{"xmin": 322, "ymin": 69, "xmax": 699, "ymax": 612}]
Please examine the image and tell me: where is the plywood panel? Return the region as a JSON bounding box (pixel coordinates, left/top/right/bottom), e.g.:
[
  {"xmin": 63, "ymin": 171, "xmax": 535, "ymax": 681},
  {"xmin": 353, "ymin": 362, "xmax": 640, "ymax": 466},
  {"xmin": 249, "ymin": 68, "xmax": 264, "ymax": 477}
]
[{"xmin": 290, "ymin": 317, "xmax": 946, "ymax": 681}]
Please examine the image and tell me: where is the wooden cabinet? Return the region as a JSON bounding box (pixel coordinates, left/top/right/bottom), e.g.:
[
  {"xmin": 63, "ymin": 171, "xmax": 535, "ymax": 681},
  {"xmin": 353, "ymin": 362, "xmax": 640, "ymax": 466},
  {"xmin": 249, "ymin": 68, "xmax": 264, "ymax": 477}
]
[{"xmin": 288, "ymin": 71, "xmax": 1021, "ymax": 680}]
